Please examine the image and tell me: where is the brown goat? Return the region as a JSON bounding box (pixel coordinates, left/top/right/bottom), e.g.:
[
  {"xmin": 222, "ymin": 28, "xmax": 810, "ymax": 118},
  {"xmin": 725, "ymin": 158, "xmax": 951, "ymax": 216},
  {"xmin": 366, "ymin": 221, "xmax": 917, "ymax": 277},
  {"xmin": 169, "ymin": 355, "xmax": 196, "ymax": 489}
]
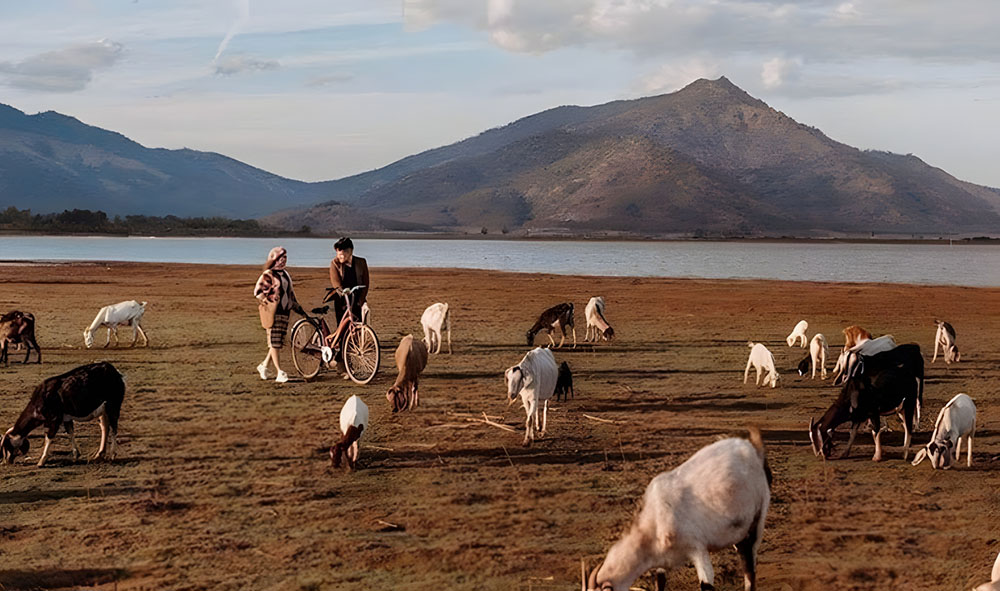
[
  {"xmin": 0, "ymin": 311, "xmax": 41, "ymax": 365},
  {"xmin": 386, "ymin": 335, "xmax": 428, "ymax": 413}
]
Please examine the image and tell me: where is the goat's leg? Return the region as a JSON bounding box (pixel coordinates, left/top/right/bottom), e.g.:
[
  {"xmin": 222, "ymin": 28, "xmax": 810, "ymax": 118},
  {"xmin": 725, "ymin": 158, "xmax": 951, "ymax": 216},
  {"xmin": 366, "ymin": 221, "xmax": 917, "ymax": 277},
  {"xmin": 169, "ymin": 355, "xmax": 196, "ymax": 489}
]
[
  {"xmin": 690, "ymin": 548, "xmax": 715, "ymax": 591},
  {"xmin": 968, "ymin": 433, "xmax": 974, "ymax": 467},
  {"xmin": 571, "ymin": 325, "xmax": 576, "ymax": 349},
  {"xmin": 735, "ymin": 515, "xmax": 762, "ymax": 591},
  {"xmin": 841, "ymin": 424, "xmax": 860, "ymax": 459},
  {"xmin": 932, "ymin": 338, "xmax": 940, "ymax": 363},
  {"xmin": 754, "ymin": 366, "xmax": 762, "ymax": 386},
  {"xmin": 103, "ymin": 326, "xmax": 112, "ymax": 348},
  {"xmin": 93, "ymin": 415, "xmax": 109, "ymax": 460},
  {"xmin": 541, "ymin": 399, "xmax": 548, "ymax": 435},
  {"xmin": 65, "ymin": 421, "xmax": 80, "ymax": 461},
  {"xmin": 871, "ymin": 425, "xmax": 884, "ymax": 462},
  {"xmin": 37, "ymin": 434, "xmax": 55, "ymax": 467},
  {"xmin": 744, "ymin": 359, "xmax": 752, "ymax": 384}
]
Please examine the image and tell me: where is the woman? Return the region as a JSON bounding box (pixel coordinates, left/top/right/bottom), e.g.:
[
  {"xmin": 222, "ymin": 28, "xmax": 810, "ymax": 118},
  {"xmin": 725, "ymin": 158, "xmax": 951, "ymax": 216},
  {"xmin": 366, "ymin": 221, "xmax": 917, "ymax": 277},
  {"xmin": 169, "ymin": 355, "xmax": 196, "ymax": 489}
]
[{"xmin": 254, "ymin": 246, "xmax": 305, "ymax": 383}]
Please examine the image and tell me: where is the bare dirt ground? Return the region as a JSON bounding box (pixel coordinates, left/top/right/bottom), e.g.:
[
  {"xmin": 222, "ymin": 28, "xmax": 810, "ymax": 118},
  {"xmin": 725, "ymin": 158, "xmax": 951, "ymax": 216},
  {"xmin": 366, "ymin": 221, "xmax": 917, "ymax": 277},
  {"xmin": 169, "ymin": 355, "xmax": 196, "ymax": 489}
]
[{"xmin": 1, "ymin": 262, "xmax": 999, "ymax": 591}]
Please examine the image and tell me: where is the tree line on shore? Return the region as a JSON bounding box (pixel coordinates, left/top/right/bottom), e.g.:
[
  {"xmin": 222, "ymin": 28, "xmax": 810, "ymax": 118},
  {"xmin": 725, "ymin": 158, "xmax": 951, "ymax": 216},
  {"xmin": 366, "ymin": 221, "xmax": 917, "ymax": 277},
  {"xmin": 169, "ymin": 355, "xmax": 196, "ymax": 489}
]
[{"xmin": 0, "ymin": 207, "xmax": 312, "ymax": 237}]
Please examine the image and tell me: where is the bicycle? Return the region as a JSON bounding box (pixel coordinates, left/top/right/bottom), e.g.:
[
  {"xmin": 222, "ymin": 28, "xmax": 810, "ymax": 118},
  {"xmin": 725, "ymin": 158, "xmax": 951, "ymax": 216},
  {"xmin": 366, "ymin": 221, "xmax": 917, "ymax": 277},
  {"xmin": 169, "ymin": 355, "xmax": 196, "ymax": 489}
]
[{"xmin": 289, "ymin": 285, "xmax": 380, "ymax": 384}]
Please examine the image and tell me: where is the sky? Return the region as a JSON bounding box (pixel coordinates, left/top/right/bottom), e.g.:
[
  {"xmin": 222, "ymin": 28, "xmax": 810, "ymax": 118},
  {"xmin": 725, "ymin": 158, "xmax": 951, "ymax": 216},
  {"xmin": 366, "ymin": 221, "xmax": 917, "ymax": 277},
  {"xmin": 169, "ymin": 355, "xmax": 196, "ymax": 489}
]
[{"xmin": 1, "ymin": 0, "xmax": 998, "ymax": 187}]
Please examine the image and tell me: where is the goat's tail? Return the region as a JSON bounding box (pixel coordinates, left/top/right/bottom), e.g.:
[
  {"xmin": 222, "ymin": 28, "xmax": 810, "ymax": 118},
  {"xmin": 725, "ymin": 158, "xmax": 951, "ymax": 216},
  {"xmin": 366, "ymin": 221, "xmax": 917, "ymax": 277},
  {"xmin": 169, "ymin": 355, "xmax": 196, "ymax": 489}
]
[{"xmin": 746, "ymin": 426, "xmax": 772, "ymax": 487}]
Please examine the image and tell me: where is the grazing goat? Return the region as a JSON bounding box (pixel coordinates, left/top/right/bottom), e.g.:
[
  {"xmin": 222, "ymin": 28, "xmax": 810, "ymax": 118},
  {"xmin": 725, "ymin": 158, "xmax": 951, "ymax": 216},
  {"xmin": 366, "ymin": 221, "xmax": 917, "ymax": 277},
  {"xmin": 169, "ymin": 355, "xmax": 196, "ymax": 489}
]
[
  {"xmin": 973, "ymin": 551, "xmax": 1000, "ymax": 591},
  {"xmin": 584, "ymin": 297, "xmax": 614, "ymax": 342},
  {"xmin": 744, "ymin": 342, "xmax": 779, "ymax": 388},
  {"xmin": 330, "ymin": 395, "xmax": 369, "ymax": 470},
  {"xmin": 831, "ymin": 334, "xmax": 897, "ymax": 385},
  {"xmin": 505, "ymin": 347, "xmax": 558, "ymax": 447},
  {"xmin": 809, "ymin": 364, "xmax": 918, "ymax": 462},
  {"xmin": 0, "ymin": 310, "xmax": 41, "ymax": 365},
  {"xmin": 1, "ymin": 362, "xmax": 125, "ymax": 467},
  {"xmin": 527, "ymin": 303, "xmax": 576, "ymax": 349},
  {"xmin": 554, "ymin": 361, "xmax": 574, "ymax": 402},
  {"xmin": 786, "ymin": 320, "xmax": 808, "ymax": 348},
  {"xmin": 850, "ymin": 343, "xmax": 925, "ymax": 428},
  {"xmin": 386, "ymin": 335, "xmax": 428, "ymax": 413},
  {"xmin": 420, "ymin": 302, "xmax": 452, "ymax": 354},
  {"xmin": 912, "ymin": 393, "xmax": 976, "ymax": 469},
  {"xmin": 585, "ymin": 428, "xmax": 771, "ymax": 591},
  {"xmin": 83, "ymin": 300, "xmax": 148, "ymax": 348},
  {"xmin": 842, "ymin": 325, "xmax": 872, "ymax": 352},
  {"xmin": 797, "ymin": 333, "xmax": 829, "ymax": 379},
  {"xmin": 932, "ymin": 319, "xmax": 960, "ymax": 364}
]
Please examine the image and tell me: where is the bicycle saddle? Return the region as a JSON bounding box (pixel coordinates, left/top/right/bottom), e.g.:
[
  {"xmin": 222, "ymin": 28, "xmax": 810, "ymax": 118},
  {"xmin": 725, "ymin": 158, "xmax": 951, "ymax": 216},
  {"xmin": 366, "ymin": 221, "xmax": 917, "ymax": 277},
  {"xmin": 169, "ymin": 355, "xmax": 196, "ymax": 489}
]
[{"xmin": 311, "ymin": 305, "xmax": 329, "ymax": 315}]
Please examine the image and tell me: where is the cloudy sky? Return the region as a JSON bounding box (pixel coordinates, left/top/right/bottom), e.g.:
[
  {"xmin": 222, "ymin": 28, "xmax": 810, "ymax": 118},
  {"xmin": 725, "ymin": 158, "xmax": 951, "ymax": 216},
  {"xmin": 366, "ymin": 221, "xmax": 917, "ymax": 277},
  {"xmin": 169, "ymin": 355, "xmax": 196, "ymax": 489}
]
[{"xmin": 1, "ymin": 0, "xmax": 998, "ymax": 187}]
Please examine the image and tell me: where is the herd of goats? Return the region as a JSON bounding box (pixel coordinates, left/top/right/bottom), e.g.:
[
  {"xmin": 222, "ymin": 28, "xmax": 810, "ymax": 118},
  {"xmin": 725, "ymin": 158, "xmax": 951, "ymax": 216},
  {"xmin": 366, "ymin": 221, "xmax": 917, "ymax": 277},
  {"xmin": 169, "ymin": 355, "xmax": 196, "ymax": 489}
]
[{"xmin": 0, "ymin": 292, "xmax": 996, "ymax": 590}]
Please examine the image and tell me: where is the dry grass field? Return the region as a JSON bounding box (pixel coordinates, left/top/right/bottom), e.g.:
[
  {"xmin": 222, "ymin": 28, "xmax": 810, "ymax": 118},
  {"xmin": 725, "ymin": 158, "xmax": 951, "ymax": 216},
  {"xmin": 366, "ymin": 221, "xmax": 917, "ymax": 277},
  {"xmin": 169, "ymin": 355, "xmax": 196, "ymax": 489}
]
[{"xmin": 1, "ymin": 262, "xmax": 999, "ymax": 591}]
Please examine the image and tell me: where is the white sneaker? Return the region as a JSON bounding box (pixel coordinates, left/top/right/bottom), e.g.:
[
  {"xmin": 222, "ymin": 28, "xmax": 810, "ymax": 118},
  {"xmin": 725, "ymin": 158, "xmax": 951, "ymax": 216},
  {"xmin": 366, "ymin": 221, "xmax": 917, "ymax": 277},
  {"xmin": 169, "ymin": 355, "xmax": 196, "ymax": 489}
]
[
  {"xmin": 275, "ymin": 370, "xmax": 289, "ymax": 383},
  {"xmin": 257, "ymin": 363, "xmax": 269, "ymax": 380}
]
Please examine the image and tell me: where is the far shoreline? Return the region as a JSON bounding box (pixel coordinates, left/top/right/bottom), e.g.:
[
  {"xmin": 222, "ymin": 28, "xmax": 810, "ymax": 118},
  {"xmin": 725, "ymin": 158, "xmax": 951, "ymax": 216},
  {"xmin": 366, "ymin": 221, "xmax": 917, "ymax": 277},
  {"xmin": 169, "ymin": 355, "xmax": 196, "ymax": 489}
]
[{"xmin": 1, "ymin": 230, "xmax": 999, "ymax": 246}]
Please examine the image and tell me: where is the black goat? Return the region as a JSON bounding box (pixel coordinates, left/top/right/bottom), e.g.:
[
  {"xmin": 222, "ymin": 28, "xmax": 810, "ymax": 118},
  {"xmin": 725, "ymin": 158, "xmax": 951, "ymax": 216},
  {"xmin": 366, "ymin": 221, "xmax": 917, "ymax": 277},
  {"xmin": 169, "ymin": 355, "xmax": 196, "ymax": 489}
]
[
  {"xmin": 526, "ymin": 303, "xmax": 576, "ymax": 349},
  {"xmin": 554, "ymin": 361, "xmax": 574, "ymax": 402},
  {"xmin": 1, "ymin": 362, "xmax": 125, "ymax": 467},
  {"xmin": 0, "ymin": 310, "xmax": 41, "ymax": 365},
  {"xmin": 851, "ymin": 343, "xmax": 924, "ymax": 427},
  {"xmin": 809, "ymin": 364, "xmax": 918, "ymax": 462}
]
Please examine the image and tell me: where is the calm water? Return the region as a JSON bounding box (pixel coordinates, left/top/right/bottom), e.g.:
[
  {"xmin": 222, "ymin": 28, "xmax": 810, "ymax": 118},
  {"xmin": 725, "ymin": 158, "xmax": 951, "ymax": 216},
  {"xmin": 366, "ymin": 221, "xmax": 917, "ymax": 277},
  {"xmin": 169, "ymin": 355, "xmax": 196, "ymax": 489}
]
[{"xmin": 0, "ymin": 236, "xmax": 996, "ymax": 287}]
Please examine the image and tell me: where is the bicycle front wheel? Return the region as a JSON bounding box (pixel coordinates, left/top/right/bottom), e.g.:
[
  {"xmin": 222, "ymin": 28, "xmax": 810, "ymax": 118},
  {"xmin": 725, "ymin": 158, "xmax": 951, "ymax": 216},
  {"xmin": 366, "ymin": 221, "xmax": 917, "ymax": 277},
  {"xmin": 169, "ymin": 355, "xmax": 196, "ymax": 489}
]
[
  {"xmin": 343, "ymin": 323, "xmax": 380, "ymax": 385},
  {"xmin": 291, "ymin": 319, "xmax": 323, "ymax": 380}
]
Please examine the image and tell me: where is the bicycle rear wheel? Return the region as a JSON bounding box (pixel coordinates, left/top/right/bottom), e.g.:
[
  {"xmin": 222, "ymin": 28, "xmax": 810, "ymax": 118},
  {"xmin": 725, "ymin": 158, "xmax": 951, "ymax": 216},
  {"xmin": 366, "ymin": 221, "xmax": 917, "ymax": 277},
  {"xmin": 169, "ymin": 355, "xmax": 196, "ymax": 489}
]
[
  {"xmin": 291, "ymin": 319, "xmax": 323, "ymax": 380},
  {"xmin": 343, "ymin": 323, "xmax": 380, "ymax": 385}
]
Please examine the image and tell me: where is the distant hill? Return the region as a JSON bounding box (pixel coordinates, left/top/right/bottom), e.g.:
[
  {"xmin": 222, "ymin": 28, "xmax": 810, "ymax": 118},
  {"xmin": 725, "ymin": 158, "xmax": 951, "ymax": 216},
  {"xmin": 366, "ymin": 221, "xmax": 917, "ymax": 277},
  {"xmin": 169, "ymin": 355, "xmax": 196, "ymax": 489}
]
[
  {"xmin": 273, "ymin": 77, "xmax": 1000, "ymax": 237},
  {"xmin": 0, "ymin": 104, "xmax": 328, "ymax": 218}
]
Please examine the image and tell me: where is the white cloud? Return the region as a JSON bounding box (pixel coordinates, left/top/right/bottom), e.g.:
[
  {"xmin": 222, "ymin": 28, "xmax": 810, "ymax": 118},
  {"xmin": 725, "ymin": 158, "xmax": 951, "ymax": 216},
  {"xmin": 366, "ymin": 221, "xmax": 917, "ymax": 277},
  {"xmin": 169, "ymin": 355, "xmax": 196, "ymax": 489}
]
[
  {"xmin": 761, "ymin": 56, "xmax": 801, "ymax": 89},
  {"xmin": 0, "ymin": 39, "xmax": 123, "ymax": 92},
  {"xmin": 214, "ymin": 54, "xmax": 279, "ymax": 76},
  {"xmin": 639, "ymin": 58, "xmax": 720, "ymax": 94}
]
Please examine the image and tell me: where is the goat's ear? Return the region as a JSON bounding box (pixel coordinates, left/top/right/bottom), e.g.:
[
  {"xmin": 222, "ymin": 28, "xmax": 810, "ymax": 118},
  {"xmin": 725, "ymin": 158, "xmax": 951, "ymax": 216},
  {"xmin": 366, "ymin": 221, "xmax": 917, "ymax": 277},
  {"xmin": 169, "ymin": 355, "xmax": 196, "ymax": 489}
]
[{"xmin": 911, "ymin": 449, "xmax": 927, "ymax": 466}]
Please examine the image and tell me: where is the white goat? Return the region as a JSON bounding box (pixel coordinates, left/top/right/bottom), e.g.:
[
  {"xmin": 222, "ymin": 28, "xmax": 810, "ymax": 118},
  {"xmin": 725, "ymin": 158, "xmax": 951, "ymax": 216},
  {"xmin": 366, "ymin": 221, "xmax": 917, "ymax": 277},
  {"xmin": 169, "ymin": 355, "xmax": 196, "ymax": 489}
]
[
  {"xmin": 585, "ymin": 428, "xmax": 771, "ymax": 591},
  {"xmin": 831, "ymin": 334, "xmax": 897, "ymax": 385},
  {"xmin": 973, "ymin": 551, "xmax": 1000, "ymax": 591},
  {"xmin": 504, "ymin": 347, "xmax": 558, "ymax": 447},
  {"xmin": 932, "ymin": 319, "xmax": 960, "ymax": 364},
  {"xmin": 912, "ymin": 393, "xmax": 976, "ymax": 469},
  {"xmin": 797, "ymin": 333, "xmax": 829, "ymax": 379},
  {"xmin": 420, "ymin": 302, "xmax": 451, "ymax": 354},
  {"xmin": 786, "ymin": 320, "xmax": 808, "ymax": 348},
  {"xmin": 83, "ymin": 300, "xmax": 148, "ymax": 348},
  {"xmin": 584, "ymin": 296, "xmax": 614, "ymax": 342},
  {"xmin": 744, "ymin": 342, "xmax": 779, "ymax": 388},
  {"xmin": 329, "ymin": 395, "xmax": 369, "ymax": 470}
]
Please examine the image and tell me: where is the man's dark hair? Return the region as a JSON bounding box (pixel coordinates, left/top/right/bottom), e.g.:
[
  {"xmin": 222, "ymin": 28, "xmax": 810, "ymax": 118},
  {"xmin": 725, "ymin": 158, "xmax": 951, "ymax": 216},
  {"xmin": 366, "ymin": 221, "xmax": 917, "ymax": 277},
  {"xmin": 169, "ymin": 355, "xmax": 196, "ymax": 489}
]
[{"xmin": 334, "ymin": 237, "xmax": 354, "ymax": 252}]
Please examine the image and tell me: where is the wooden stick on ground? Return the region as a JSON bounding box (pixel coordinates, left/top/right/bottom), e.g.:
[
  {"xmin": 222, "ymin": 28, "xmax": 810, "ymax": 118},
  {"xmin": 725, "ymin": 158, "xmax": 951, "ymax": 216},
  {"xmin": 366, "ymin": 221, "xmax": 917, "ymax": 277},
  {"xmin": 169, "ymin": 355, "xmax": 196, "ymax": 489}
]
[
  {"xmin": 583, "ymin": 413, "xmax": 622, "ymax": 425},
  {"xmin": 480, "ymin": 411, "xmax": 518, "ymax": 433}
]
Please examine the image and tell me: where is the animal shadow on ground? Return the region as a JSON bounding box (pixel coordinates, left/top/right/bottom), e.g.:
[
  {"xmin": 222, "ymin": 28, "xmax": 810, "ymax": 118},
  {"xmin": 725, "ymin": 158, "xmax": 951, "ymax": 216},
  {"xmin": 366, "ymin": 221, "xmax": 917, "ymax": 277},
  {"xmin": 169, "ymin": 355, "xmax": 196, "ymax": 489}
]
[
  {"xmin": 0, "ymin": 486, "xmax": 141, "ymax": 505},
  {"xmin": 0, "ymin": 568, "xmax": 129, "ymax": 589}
]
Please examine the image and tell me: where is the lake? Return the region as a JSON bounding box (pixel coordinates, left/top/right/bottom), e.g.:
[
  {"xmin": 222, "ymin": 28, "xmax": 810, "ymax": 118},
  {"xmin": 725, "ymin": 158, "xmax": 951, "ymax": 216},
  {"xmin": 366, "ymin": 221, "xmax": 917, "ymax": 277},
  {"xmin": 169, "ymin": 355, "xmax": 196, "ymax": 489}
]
[{"xmin": 0, "ymin": 236, "xmax": 996, "ymax": 287}]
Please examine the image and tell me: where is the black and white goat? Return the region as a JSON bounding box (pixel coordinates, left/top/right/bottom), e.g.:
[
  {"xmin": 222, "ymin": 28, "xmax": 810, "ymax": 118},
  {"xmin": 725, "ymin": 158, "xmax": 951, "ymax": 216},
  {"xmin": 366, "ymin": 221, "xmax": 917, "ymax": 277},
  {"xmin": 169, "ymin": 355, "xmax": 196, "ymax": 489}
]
[
  {"xmin": 526, "ymin": 303, "xmax": 576, "ymax": 349},
  {"xmin": 584, "ymin": 297, "xmax": 614, "ymax": 342},
  {"xmin": 831, "ymin": 334, "xmax": 897, "ymax": 385},
  {"xmin": 0, "ymin": 310, "xmax": 41, "ymax": 365},
  {"xmin": 330, "ymin": 394, "xmax": 369, "ymax": 470},
  {"xmin": 911, "ymin": 393, "xmax": 976, "ymax": 469},
  {"xmin": 809, "ymin": 363, "xmax": 918, "ymax": 462},
  {"xmin": 554, "ymin": 361, "xmax": 574, "ymax": 402},
  {"xmin": 585, "ymin": 428, "xmax": 771, "ymax": 591},
  {"xmin": 932, "ymin": 319, "xmax": 960, "ymax": 364},
  {"xmin": 505, "ymin": 347, "xmax": 558, "ymax": 447},
  {"xmin": 797, "ymin": 333, "xmax": 829, "ymax": 380},
  {"xmin": 1, "ymin": 362, "xmax": 125, "ymax": 467}
]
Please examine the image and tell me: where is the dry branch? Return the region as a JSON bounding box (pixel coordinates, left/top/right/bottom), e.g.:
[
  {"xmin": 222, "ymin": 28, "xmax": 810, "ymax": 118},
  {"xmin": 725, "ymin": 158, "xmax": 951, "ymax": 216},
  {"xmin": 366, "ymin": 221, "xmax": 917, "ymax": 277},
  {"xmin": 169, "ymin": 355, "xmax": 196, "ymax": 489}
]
[{"xmin": 583, "ymin": 413, "xmax": 622, "ymax": 425}]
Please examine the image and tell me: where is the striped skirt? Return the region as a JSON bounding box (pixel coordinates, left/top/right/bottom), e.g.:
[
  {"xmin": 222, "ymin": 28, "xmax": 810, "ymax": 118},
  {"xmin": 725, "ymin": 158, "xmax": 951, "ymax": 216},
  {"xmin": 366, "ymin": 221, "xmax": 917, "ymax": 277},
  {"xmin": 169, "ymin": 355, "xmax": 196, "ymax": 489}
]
[{"xmin": 268, "ymin": 313, "xmax": 289, "ymax": 349}]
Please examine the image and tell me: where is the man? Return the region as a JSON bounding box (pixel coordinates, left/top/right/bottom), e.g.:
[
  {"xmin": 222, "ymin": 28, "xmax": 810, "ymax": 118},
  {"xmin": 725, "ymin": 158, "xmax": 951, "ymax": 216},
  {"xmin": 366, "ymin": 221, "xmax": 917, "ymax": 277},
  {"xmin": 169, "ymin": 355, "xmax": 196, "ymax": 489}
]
[{"xmin": 326, "ymin": 237, "xmax": 370, "ymax": 326}]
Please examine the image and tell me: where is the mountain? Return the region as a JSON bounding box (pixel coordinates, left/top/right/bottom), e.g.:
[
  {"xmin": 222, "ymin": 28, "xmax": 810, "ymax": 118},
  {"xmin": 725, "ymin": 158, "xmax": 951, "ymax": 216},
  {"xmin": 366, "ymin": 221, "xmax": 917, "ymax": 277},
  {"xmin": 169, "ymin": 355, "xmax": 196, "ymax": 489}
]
[
  {"xmin": 0, "ymin": 104, "xmax": 327, "ymax": 218},
  {"xmin": 273, "ymin": 77, "xmax": 1000, "ymax": 236}
]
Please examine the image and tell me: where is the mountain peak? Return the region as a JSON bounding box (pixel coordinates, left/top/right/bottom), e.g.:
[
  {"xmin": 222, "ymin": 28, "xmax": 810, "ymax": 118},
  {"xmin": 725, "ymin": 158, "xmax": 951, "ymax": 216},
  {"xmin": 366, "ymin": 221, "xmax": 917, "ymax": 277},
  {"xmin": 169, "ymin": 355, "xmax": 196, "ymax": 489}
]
[{"xmin": 674, "ymin": 76, "xmax": 757, "ymax": 103}]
